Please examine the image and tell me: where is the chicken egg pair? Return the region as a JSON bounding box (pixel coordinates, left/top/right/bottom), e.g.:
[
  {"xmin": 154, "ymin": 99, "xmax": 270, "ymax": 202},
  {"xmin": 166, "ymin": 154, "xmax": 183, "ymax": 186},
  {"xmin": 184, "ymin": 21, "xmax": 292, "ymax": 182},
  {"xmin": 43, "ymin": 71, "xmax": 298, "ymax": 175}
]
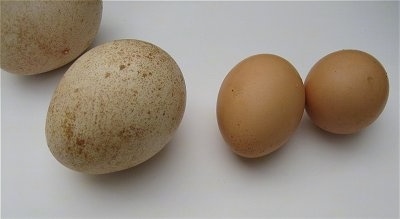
[{"xmin": 217, "ymin": 50, "xmax": 389, "ymax": 158}]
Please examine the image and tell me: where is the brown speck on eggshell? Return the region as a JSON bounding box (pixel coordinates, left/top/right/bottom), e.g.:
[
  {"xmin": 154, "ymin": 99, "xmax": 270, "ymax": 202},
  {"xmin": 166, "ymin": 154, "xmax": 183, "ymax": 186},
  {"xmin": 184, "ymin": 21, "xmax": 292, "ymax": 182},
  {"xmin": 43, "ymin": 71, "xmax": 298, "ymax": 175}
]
[
  {"xmin": 62, "ymin": 48, "xmax": 70, "ymax": 55},
  {"xmin": 45, "ymin": 39, "xmax": 186, "ymax": 174}
]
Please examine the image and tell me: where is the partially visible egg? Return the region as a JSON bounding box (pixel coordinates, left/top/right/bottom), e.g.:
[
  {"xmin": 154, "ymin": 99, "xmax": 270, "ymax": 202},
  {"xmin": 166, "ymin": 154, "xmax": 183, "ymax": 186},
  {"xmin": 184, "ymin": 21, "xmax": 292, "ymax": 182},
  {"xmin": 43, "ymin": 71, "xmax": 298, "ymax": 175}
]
[
  {"xmin": 1, "ymin": 0, "xmax": 102, "ymax": 75},
  {"xmin": 217, "ymin": 54, "xmax": 305, "ymax": 158},
  {"xmin": 305, "ymin": 49, "xmax": 389, "ymax": 134}
]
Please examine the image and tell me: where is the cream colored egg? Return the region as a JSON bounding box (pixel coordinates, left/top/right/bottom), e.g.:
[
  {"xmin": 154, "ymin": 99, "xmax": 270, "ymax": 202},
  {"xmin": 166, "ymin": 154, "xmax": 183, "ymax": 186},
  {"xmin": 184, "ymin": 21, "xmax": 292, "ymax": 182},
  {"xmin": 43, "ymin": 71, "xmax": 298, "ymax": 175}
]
[
  {"xmin": 45, "ymin": 39, "xmax": 186, "ymax": 174},
  {"xmin": 217, "ymin": 54, "xmax": 305, "ymax": 158},
  {"xmin": 1, "ymin": 0, "xmax": 102, "ymax": 75}
]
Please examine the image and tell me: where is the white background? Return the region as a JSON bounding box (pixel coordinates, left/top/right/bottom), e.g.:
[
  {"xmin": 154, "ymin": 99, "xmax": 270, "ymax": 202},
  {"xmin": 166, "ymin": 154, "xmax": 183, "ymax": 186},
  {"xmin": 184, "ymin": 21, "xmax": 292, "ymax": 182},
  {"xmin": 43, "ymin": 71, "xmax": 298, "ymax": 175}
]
[{"xmin": 1, "ymin": 1, "xmax": 399, "ymax": 218}]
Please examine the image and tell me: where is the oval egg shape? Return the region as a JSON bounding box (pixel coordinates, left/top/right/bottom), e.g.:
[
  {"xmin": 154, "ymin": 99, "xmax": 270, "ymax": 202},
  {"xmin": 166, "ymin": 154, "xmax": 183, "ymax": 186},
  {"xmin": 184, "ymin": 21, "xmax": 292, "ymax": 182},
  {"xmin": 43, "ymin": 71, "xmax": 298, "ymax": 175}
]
[
  {"xmin": 45, "ymin": 39, "xmax": 186, "ymax": 174},
  {"xmin": 305, "ymin": 49, "xmax": 389, "ymax": 134},
  {"xmin": 217, "ymin": 54, "xmax": 305, "ymax": 158}
]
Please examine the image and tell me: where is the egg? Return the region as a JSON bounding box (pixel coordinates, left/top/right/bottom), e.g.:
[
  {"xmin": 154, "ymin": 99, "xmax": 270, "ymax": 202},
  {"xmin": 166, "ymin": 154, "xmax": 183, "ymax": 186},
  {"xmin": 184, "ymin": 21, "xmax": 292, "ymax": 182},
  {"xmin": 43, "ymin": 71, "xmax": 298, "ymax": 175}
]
[
  {"xmin": 1, "ymin": 0, "xmax": 102, "ymax": 75},
  {"xmin": 45, "ymin": 39, "xmax": 186, "ymax": 174},
  {"xmin": 217, "ymin": 54, "xmax": 305, "ymax": 158},
  {"xmin": 305, "ymin": 49, "xmax": 389, "ymax": 134}
]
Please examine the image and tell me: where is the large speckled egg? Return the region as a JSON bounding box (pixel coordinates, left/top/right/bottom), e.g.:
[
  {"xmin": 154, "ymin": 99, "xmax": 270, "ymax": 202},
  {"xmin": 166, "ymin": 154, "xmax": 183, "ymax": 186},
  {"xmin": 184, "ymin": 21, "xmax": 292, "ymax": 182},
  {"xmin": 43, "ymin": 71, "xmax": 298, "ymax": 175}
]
[
  {"xmin": 45, "ymin": 39, "xmax": 186, "ymax": 174},
  {"xmin": 217, "ymin": 54, "xmax": 305, "ymax": 158},
  {"xmin": 1, "ymin": 0, "xmax": 102, "ymax": 75}
]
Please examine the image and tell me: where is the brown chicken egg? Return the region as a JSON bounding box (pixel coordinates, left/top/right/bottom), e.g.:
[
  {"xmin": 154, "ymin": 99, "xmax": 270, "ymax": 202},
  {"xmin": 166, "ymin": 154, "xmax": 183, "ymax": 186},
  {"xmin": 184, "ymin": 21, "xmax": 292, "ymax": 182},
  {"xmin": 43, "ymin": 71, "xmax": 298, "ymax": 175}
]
[
  {"xmin": 217, "ymin": 54, "xmax": 305, "ymax": 158},
  {"xmin": 305, "ymin": 49, "xmax": 389, "ymax": 134}
]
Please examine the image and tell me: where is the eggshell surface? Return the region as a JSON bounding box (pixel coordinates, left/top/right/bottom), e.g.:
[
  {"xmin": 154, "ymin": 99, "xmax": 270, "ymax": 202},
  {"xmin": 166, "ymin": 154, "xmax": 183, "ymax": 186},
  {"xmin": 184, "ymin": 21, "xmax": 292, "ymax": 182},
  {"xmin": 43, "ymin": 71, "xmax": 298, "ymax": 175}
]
[
  {"xmin": 45, "ymin": 39, "xmax": 186, "ymax": 174},
  {"xmin": 217, "ymin": 54, "xmax": 305, "ymax": 158},
  {"xmin": 305, "ymin": 49, "xmax": 389, "ymax": 134},
  {"xmin": 1, "ymin": 0, "xmax": 102, "ymax": 75}
]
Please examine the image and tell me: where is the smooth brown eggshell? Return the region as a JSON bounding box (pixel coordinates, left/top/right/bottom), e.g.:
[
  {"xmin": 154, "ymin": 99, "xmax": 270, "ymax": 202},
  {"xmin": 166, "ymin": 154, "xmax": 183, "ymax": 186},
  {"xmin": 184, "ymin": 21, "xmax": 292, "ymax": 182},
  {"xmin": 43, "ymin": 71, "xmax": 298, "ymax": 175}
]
[
  {"xmin": 305, "ymin": 49, "xmax": 389, "ymax": 134},
  {"xmin": 45, "ymin": 39, "xmax": 186, "ymax": 174},
  {"xmin": 217, "ymin": 54, "xmax": 305, "ymax": 158},
  {"xmin": 1, "ymin": 0, "xmax": 102, "ymax": 75}
]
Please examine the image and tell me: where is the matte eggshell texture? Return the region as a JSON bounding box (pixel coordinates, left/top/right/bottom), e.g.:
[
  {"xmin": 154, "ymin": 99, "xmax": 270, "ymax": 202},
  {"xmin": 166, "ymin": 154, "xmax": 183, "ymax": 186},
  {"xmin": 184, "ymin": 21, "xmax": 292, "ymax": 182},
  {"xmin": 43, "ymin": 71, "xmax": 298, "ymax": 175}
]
[
  {"xmin": 45, "ymin": 39, "xmax": 186, "ymax": 174},
  {"xmin": 305, "ymin": 50, "xmax": 389, "ymax": 134},
  {"xmin": 1, "ymin": 0, "xmax": 102, "ymax": 75},
  {"xmin": 217, "ymin": 54, "xmax": 305, "ymax": 158}
]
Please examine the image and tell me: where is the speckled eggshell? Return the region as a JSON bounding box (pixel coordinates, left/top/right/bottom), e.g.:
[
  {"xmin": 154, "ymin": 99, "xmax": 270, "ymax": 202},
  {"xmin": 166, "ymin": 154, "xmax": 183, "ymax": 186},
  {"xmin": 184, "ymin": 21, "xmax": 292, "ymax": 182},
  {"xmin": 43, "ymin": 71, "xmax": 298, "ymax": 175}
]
[
  {"xmin": 45, "ymin": 39, "xmax": 186, "ymax": 174},
  {"xmin": 1, "ymin": 0, "xmax": 102, "ymax": 75}
]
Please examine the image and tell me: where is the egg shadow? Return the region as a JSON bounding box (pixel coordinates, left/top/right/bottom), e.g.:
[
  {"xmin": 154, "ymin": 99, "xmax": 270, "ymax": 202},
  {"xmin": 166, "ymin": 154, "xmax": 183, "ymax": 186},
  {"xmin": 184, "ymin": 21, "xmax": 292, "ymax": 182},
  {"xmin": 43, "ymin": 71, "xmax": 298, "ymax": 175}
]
[
  {"xmin": 297, "ymin": 114, "xmax": 374, "ymax": 164},
  {"xmin": 80, "ymin": 139, "xmax": 178, "ymax": 188},
  {"xmin": 90, "ymin": 21, "xmax": 117, "ymax": 47},
  {"xmin": 5, "ymin": 36, "xmax": 108, "ymax": 92},
  {"xmin": 2, "ymin": 62, "xmax": 69, "ymax": 87},
  {"xmin": 302, "ymin": 113, "xmax": 366, "ymax": 146},
  {"xmin": 228, "ymin": 136, "xmax": 293, "ymax": 169},
  {"xmin": 226, "ymin": 110, "xmax": 366, "ymax": 168}
]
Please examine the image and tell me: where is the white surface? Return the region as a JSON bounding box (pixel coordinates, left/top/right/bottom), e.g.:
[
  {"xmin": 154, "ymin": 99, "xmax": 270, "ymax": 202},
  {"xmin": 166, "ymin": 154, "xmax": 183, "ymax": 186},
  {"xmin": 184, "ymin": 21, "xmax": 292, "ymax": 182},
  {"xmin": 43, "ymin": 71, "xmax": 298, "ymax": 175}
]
[{"xmin": 1, "ymin": 1, "xmax": 399, "ymax": 218}]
